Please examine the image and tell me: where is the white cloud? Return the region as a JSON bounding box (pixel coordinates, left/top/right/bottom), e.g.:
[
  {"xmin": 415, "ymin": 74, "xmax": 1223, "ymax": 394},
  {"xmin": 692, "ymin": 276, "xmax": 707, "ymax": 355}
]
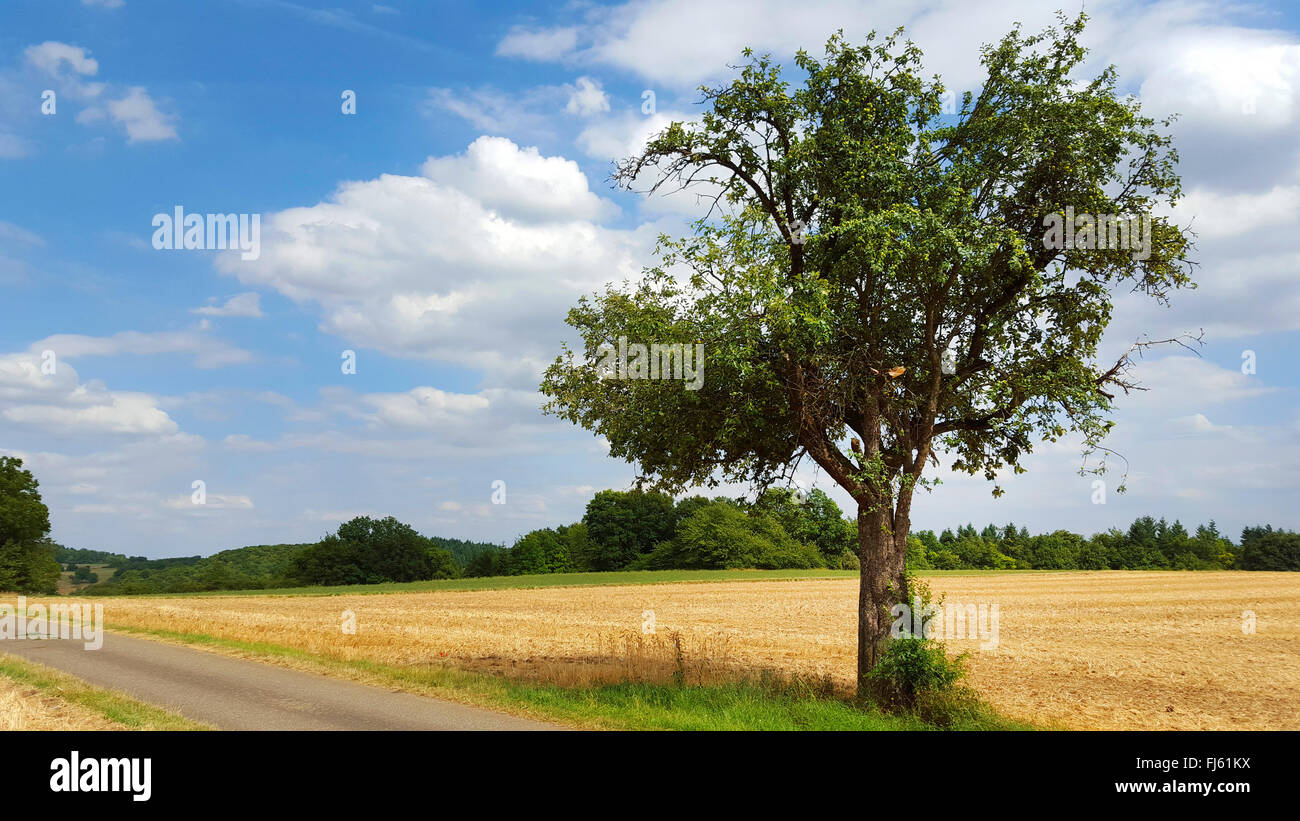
[
  {"xmin": 82, "ymin": 0, "xmax": 125, "ymax": 8},
  {"xmin": 103, "ymin": 86, "xmax": 178, "ymax": 142},
  {"xmin": 217, "ymin": 137, "xmax": 658, "ymax": 386},
  {"xmin": 1174, "ymin": 185, "xmax": 1300, "ymax": 239},
  {"xmin": 577, "ymin": 109, "xmax": 679, "ymax": 161},
  {"xmin": 24, "ymin": 41, "xmax": 99, "ymax": 76},
  {"xmin": 427, "ymin": 79, "xmax": 618, "ymax": 139},
  {"xmin": 192, "ymin": 292, "xmax": 264, "ymax": 318},
  {"xmin": 0, "ymin": 353, "xmax": 179, "ymax": 436},
  {"xmin": 7, "ymin": 41, "xmax": 176, "ymax": 148},
  {"xmin": 355, "ymin": 386, "xmax": 492, "ymax": 429},
  {"xmin": 496, "ymin": 25, "xmax": 580, "ymax": 61},
  {"xmin": 1168, "ymin": 412, "xmax": 1233, "ymax": 436},
  {"xmin": 3, "ymin": 393, "xmax": 177, "ymax": 435},
  {"xmin": 30, "ymin": 330, "xmax": 254, "ymax": 369},
  {"xmin": 565, "ymin": 76, "xmax": 610, "ymax": 116},
  {"xmin": 421, "ymin": 136, "xmax": 618, "ymax": 222}
]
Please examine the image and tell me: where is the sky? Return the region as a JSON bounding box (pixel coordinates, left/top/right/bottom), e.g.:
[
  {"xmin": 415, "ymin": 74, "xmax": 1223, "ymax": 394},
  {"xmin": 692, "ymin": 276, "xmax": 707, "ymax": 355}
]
[{"xmin": 1, "ymin": 0, "xmax": 1298, "ymax": 558}]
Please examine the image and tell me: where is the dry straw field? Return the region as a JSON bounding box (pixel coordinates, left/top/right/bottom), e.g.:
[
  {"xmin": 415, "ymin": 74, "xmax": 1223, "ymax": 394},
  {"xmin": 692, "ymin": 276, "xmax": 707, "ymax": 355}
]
[
  {"xmin": 0, "ymin": 677, "xmax": 121, "ymax": 731},
  {"xmin": 19, "ymin": 570, "xmax": 1300, "ymax": 730}
]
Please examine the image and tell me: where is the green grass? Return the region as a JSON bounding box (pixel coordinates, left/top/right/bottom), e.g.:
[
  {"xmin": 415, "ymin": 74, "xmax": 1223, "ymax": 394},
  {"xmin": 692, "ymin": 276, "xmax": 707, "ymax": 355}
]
[
  {"xmin": 109, "ymin": 624, "xmax": 1032, "ymax": 731},
  {"xmin": 0, "ymin": 652, "xmax": 210, "ymax": 730},
  {"xmin": 94, "ymin": 567, "xmax": 1032, "ymax": 599}
]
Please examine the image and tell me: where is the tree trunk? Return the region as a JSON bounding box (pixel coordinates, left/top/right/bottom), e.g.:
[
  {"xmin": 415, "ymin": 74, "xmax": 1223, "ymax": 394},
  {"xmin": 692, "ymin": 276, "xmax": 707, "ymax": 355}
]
[{"xmin": 856, "ymin": 503, "xmax": 909, "ymax": 698}]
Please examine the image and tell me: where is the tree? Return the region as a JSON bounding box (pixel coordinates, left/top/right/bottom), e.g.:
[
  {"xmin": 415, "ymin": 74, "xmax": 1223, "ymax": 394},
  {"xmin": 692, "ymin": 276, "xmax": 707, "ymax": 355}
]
[
  {"xmin": 637, "ymin": 502, "xmax": 824, "ymax": 569},
  {"xmin": 542, "ymin": 15, "xmax": 1193, "ymax": 694},
  {"xmin": 750, "ymin": 487, "xmax": 855, "ymax": 564},
  {"xmin": 292, "ymin": 516, "xmax": 455, "ymax": 586},
  {"xmin": 0, "ymin": 457, "xmax": 60, "ymax": 594},
  {"xmin": 464, "ymin": 549, "xmax": 509, "ymax": 578},
  {"xmin": 581, "ymin": 489, "xmax": 677, "ymax": 570},
  {"xmin": 507, "ymin": 528, "xmax": 573, "ymax": 575},
  {"xmin": 1238, "ymin": 528, "xmax": 1300, "ymax": 571}
]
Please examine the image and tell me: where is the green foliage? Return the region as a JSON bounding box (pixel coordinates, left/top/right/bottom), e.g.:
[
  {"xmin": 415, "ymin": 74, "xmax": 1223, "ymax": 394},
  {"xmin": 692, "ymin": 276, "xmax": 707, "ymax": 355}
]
[
  {"xmin": 582, "ymin": 489, "xmax": 678, "ymax": 570},
  {"xmin": 463, "ymin": 548, "xmax": 510, "ymax": 578},
  {"xmin": 865, "ymin": 637, "xmax": 969, "ymax": 715},
  {"xmin": 1238, "ymin": 527, "xmax": 1300, "ymax": 571},
  {"xmin": 750, "ymin": 487, "xmax": 856, "ymax": 565},
  {"xmin": 0, "ymin": 457, "xmax": 59, "ymax": 594},
  {"xmin": 0, "ymin": 538, "xmax": 61, "ymax": 594},
  {"xmin": 634, "ymin": 502, "xmax": 826, "ymax": 570},
  {"xmin": 71, "ymin": 565, "xmax": 100, "ymax": 584},
  {"xmin": 428, "ymin": 536, "xmax": 505, "ymax": 568},
  {"xmin": 904, "ymin": 535, "xmax": 931, "ymax": 570},
  {"xmin": 544, "ymin": 12, "xmax": 1192, "ymax": 525},
  {"xmin": 506, "ymin": 528, "xmax": 574, "ymax": 575},
  {"xmin": 904, "ymin": 518, "xmax": 1252, "ymax": 571},
  {"xmin": 292, "ymin": 516, "xmax": 458, "ymax": 586},
  {"xmin": 0, "ymin": 456, "xmax": 50, "ymax": 546},
  {"xmin": 53, "ymin": 546, "xmax": 129, "ymax": 566}
]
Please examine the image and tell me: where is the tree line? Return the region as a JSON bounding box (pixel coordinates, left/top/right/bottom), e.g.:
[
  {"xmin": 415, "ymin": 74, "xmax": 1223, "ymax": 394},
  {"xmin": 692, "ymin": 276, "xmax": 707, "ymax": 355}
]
[
  {"xmin": 2, "ymin": 454, "xmax": 1297, "ymax": 596},
  {"xmin": 470, "ymin": 489, "xmax": 1300, "ymax": 576}
]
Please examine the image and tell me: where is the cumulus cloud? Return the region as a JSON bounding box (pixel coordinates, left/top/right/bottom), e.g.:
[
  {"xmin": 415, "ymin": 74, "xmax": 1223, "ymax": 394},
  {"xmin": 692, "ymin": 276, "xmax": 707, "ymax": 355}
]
[
  {"xmin": 421, "ymin": 136, "xmax": 618, "ymax": 222},
  {"xmin": 565, "ymin": 76, "xmax": 610, "ymax": 116},
  {"xmin": 7, "ymin": 41, "xmax": 176, "ymax": 146},
  {"xmin": 24, "ymin": 41, "xmax": 99, "ymax": 76},
  {"xmin": 102, "ymin": 86, "xmax": 178, "ymax": 142},
  {"xmin": 216, "ymin": 136, "xmax": 658, "ymax": 386},
  {"xmin": 0, "ymin": 352, "xmax": 178, "ymax": 435}
]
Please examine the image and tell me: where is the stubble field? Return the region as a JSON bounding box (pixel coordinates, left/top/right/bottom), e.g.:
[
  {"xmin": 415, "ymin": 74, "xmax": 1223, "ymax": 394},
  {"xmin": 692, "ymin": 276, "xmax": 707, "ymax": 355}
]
[{"xmin": 20, "ymin": 570, "xmax": 1299, "ymax": 730}]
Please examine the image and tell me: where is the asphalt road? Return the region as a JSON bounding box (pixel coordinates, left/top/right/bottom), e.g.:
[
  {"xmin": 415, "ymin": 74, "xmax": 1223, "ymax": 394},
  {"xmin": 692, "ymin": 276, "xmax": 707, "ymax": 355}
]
[{"xmin": 1, "ymin": 631, "xmax": 563, "ymax": 731}]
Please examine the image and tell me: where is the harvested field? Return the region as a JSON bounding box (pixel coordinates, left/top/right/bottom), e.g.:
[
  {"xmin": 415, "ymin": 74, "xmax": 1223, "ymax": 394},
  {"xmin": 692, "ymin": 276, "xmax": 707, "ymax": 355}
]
[
  {"xmin": 0, "ymin": 671, "xmax": 121, "ymax": 731},
  {"xmin": 12, "ymin": 570, "xmax": 1299, "ymax": 729}
]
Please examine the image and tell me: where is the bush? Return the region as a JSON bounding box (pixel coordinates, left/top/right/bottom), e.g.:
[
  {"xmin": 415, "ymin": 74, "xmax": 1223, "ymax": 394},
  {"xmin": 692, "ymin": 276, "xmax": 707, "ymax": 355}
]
[
  {"xmin": 929, "ymin": 549, "xmax": 962, "ymax": 569},
  {"xmin": 865, "ymin": 636, "xmax": 969, "ymax": 716}
]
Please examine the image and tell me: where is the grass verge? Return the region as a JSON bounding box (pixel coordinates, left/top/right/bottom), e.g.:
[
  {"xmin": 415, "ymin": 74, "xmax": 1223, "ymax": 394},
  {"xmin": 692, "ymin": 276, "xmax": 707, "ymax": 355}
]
[
  {"xmin": 0, "ymin": 652, "xmax": 210, "ymax": 731},
  {"xmin": 108, "ymin": 625, "xmax": 1032, "ymax": 731}
]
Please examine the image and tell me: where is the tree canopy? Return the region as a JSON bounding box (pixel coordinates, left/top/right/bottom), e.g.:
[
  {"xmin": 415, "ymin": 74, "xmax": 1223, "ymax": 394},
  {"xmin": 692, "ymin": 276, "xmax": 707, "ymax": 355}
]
[
  {"xmin": 0, "ymin": 456, "xmax": 60, "ymax": 594},
  {"xmin": 542, "ymin": 13, "xmax": 1195, "ymax": 689}
]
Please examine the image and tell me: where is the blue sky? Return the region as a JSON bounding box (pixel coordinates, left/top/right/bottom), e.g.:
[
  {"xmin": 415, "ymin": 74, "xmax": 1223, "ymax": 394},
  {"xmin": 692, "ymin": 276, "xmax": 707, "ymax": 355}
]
[{"xmin": 2, "ymin": 0, "xmax": 1298, "ymax": 557}]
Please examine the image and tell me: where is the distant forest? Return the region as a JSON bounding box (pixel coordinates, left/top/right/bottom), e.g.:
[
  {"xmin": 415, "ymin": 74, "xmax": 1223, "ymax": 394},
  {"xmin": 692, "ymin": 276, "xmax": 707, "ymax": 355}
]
[{"xmin": 51, "ymin": 488, "xmax": 1300, "ymax": 596}]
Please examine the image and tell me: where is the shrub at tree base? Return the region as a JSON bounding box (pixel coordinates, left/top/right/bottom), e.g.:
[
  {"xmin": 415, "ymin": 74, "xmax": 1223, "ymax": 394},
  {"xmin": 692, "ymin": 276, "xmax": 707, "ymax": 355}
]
[{"xmin": 865, "ymin": 636, "xmax": 973, "ymax": 725}]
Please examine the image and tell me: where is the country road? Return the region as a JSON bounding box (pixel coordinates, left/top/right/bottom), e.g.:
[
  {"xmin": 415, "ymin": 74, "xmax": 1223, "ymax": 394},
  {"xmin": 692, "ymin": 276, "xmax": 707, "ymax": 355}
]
[{"xmin": 1, "ymin": 632, "xmax": 564, "ymax": 731}]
